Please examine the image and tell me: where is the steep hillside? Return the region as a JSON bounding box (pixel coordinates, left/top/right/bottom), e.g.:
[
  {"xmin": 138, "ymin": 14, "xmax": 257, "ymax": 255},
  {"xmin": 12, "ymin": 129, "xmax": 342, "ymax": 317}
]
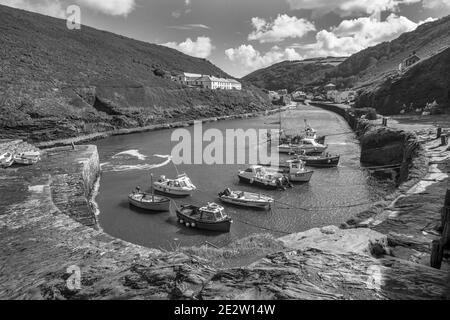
[
  {"xmin": 357, "ymin": 47, "xmax": 450, "ymax": 114},
  {"xmin": 0, "ymin": 5, "xmax": 271, "ymax": 142},
  {"xmin": 328, "ymin": 15, "xmax": 450, "ymax": 90},
  {"xmin": 242, "ymin": 57, "xmax": 347, "ymax": 92},
  {"xmin": 243, "ymin": 15, "xmax": 450, "ymax": 114}
]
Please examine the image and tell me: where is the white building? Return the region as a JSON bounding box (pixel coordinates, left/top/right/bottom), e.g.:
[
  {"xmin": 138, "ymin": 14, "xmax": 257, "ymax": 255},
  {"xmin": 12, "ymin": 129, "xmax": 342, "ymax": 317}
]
[
  {"xmin": 327, "ymin": 90, "xmax": 357, "ymax": 103},
  {"xmin": 175, "ymin": 72, "xmax": 203, "ymax": 84},
  {"xmin": 174, "ymin": 72, "xmax": 242, "ymax": 90}
]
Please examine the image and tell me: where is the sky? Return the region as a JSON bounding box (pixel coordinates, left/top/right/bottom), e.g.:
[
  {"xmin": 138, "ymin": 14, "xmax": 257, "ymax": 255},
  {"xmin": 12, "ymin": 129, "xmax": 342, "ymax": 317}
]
[{"xmin": 1, "ymin": 0, "xmax": 450, "ymax": 77}]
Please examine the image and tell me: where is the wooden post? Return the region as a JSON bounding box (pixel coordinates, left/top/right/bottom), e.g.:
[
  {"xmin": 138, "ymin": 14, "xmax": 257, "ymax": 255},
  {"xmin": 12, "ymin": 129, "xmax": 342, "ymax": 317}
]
[
  {"xmin": 437, "ymin": 127, "xmax": 442, "ymax": 139},
  {"xmin": 445, "ymin": 191, "xmax": 450, "ymax": 209},
  {"xmin": 442, "ymin": 207, "xmax": 450, "ymax": 246},
  {"xmin": 441, "ymin": 135, "xmax": 448, "ymax": 146},
  {"xmin": 430, "ymin": 240, "xmax": 443, "ymax": 269}
]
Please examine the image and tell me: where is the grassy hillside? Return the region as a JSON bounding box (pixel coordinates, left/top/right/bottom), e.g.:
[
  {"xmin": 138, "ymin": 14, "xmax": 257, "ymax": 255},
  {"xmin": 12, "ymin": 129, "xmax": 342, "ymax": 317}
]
[
  {"xmin": 357, "ymin": 47, "xmax": 450, "ymax": 114},
  {"xmin": 243, "ymin": 15, "xmax": 450, "ymax": 114},
  {"xmin": 327, "ymin": 15, "xmax": 450, "ymax": 90},
  {"xmin": 242, "ymin": 57, "xmax": 347, "ymax": 92},
  {"xmin": 0, "ymin": 5, "xmax": 271, "ymax": 142}
]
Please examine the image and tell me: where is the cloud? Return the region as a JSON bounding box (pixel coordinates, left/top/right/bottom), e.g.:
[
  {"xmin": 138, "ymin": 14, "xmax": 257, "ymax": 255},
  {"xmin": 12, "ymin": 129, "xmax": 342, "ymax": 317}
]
[
  {"xmin": 248, "ymin": 14, "xmax": 316, "ymax": 43},
  {"xmin": 162, "ymin": 36, "xmax": 214, "ymax": 58},
  {"xmin": 0, "ymin": 0, "xmax": 137, "ymax": 17},
  {"xmin": 76, "ymin": 0, "xmax": 136, "ymax": 16},
  {"xmin": 0, "ymin": 0, "xmax": 66, "ymax": 18},
  {"xmin": 172, "ymin": 0, "xmax": 192, "ymax": 18},
  {"xmin": 225, "ymin": 44, "xmax": 303, "ymax": 74},
  {"xmin": 168, "ymin": 24, "xmax": 210, "ymax": 30},
  {"xmin": 423, "ymin": 0, "xmax": 450, "ymax": 9},
  {"xmin": 296, "ymin": 13, "xmax": 427, "ymax": 57},
  {"xmin": 286, "ymin": 0, "xmax": 421, "ymax": 16}
]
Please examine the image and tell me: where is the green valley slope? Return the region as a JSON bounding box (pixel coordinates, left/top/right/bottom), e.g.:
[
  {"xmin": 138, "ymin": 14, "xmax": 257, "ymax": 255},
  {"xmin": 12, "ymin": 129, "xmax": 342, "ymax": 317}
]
[
  {"xmin": 0, "ymin": 5, "xmax": 271, "ymax": 142},
  {"xmin": 243, "ymin": 15, "xmax": 450, "ymax": 114},
  {"xmin": 242, "ymin": 57, "xmax": 347, "ymax": 92}
]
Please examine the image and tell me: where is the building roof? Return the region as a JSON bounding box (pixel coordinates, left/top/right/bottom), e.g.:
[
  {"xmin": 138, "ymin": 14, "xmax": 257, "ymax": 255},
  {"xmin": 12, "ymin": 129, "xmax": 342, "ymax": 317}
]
[
  {"xmin": 324, "ymin": 83, "xmax": 336, "ymax": 88},
  {"xmin": 183, "ymin": 72, "xmax": 202, "ymax": 78}
]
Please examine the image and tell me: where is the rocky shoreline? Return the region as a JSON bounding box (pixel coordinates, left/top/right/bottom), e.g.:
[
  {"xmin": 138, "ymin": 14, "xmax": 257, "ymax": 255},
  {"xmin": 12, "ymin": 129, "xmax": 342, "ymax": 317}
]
[
  {"xmin": 1, "ymin": 105, "xmax": 449, "ymax": 299},
  {"xmin": 34, "ymin": 106, "xmax": 290, "ymax": 149}
]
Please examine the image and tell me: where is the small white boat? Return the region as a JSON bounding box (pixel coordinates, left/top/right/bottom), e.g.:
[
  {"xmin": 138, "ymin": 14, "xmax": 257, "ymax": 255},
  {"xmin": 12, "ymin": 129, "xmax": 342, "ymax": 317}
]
[
  {"xmin": 285, "ymin": 160, "xmax": 314, "ymax": 183},
  {"xmin": 13, "ymin": 151, "xmax": 41, "ymax": 165},
  {"xmin": 278, "ymin": 138, "xmax": 327, "ymax": 154},
  {"xmin": 218, "ymin": 188, "xmax": 274, "ymax": 210},
  {"xmin": 128, "ymin": 189, "xmax": 171, "ymax": 212},
  {"xmin": 238, "ymin": 165, "xmax": 291, "ymax": 190},
  {"xmin": 0, "ymin": 152, "xmax": 14, "ymax": 168},
  {"xmin": 153, "ymin": 173, "xmax": 197, "ymax": 197}
]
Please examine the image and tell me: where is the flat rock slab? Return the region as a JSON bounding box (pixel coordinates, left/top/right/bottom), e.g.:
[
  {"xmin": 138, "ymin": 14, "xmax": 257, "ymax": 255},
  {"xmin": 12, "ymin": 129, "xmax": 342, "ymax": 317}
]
[
  {"xmin": 201, "ymin": 249, "xmax": 450, "ymax": 300},
  {"xmin": 279, "ymin": 225, "xmax": 389, "ymax": 257}
]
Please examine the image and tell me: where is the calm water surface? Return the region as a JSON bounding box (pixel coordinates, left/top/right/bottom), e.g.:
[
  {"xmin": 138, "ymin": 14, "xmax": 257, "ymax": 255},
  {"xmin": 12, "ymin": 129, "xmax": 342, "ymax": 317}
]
[{"xmin": 95, "ymin": 104, "xmax": 389, "ymax": 249}]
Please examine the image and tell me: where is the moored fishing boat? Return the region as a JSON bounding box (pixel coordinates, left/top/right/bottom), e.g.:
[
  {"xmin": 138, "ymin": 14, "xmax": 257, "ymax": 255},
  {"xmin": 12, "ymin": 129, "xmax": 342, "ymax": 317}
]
[
  {"xmin": 0, "ymin": 152, "xmax": 14, "ymax": 168},
  {"xmin": 176, "ymin": 203, "xmax": 232, "ymax": 232},
  {"xmin": 218, "ymin": 188, "xmax": 274, "ymax": 210},
  {"xmin": 238, "ymin": 165, "xmax": 291, "ymax": 190},
  {"xmin": 13, "ymin": 151, "xmax": 41, "ymax": 165},
  {"xmin": 278, "ymin": 138, "xmax": 327, "ymax": 154},
  {"xmin": 292, "ymin": 152, "xmax": 340, "ymax": 168},
  {"xmin": 153, "ymin": 173, "xmax": 196, "ymax": 197},
  {"xmin": 284, "ymin": 160, "xmax": 314, "ymax": 183},
  {"xmin": 128, "ymin": 175, "xmax": 171, "ymax": 212},
  {"xmin": 128, "ymin": 189, "xmax": 171, "ymax": 212}
]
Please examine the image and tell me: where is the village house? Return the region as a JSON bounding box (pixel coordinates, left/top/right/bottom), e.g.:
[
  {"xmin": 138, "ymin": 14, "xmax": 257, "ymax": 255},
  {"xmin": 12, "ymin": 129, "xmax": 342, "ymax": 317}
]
[
  {"xmin": 399, "ymin": 52, "xmax": 421, "ymax": 72},
  {"xmin": 173, "ymin": 72, "xmax": 242, "ymax": 90},
  {"xmin": 327, "ymin": 89, "xmax": 356, "ymax": 104},
  {"xmin": 324, "ymin": 83, "xmax": 336, "ymax": 92}
]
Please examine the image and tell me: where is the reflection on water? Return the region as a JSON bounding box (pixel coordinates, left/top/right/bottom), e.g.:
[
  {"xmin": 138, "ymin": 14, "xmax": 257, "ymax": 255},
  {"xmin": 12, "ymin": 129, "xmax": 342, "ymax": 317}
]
[{"xmin": 94, "ymin": 104, "xmax": 391, "ymax": 249}]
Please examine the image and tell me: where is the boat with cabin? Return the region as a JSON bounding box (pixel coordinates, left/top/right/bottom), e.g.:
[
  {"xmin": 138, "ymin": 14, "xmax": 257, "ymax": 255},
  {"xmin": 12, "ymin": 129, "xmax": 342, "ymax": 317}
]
[
  {"xmin": 284, "ymin": 160, "xmax": 314, "ymax": 183},
  {"xmin": 292, "ymin": 151, "xmax": 340, "ymax": 168},
  {"xmin": 218, "ymin": 188, "xmax": 274, "ymax": 210},
  {"xmin": 278, "ymin": 138, "xmax": 327, "ymax": 154},
  {"xmin": 0, "ymin": 152, "xmax": 14, "ymax": 168},
  {"xmin": 176, "ymin": 203, "xmax": 232, "ymax": 232},
  {"xmin": 238, "ymin": 165, "xmax": 292, "ymax": 190},
  {"xmin": 153, "ymin": 173, "xmax": 197, "ymax": 197},
  {"xmin": 13, "ymin": 151, "xmax": 41, "ymax": 165}
]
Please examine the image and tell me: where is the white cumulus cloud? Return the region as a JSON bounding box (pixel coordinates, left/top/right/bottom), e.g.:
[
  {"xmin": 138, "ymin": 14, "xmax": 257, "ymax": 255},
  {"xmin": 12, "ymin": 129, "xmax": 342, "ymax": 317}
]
[
  {"xmin": 162, "ymin": 36, "xmax": 214, "ymax": 59},
  {"xmin": 286, "ymin": 0, "xmax": 421, "ymax": 16},
  {"xmin": 0, "ymin": 0, "xmax": 137, "ymax": 17},
  {"xmin": 225, "ymin": 44, "xmax": 303, "ymax": 74},
  {"xmin": 423, "ymin": 0, "xmax": 450, "ymax": 9},
  {"xmin": 298, "ymin": 13, "xmax": 428, "ymax": 57},
  {"xmin": 76, "ymin": 0, "xmax": 136, "ymax": 16},
  {"xmin": 248, "ymin": 14, "xmax": 316, "ymax": 43},
  {"xmin": 0, "ymin": 0, "xmax": 66, "ymax": 18}
]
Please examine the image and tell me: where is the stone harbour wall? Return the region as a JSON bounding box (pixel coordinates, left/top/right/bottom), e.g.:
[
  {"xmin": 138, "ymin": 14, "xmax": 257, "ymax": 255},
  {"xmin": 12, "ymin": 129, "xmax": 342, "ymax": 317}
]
[{"xmin": 1, "ymin": 110, "xmax": 450, "ymax": 300}]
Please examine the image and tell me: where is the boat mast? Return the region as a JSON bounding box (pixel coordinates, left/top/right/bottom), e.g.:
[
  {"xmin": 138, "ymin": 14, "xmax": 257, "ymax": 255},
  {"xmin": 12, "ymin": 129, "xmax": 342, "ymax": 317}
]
[{"xmin": 150, "ymin": 173, "xmax": 155, "ymax": 202}]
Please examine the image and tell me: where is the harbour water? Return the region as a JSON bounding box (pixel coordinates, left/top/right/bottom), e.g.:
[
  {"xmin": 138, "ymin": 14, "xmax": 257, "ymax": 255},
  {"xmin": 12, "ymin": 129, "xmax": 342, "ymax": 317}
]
[{"xmin": 94, "ymin": 104, "xmax": 392, "ymax": 249}]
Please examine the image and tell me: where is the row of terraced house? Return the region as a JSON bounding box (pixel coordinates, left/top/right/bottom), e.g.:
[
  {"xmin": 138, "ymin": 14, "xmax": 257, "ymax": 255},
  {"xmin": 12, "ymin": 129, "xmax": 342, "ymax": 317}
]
[{"xmin": 172, "ymin": 72, "xmax": 242, "ymax": 90}]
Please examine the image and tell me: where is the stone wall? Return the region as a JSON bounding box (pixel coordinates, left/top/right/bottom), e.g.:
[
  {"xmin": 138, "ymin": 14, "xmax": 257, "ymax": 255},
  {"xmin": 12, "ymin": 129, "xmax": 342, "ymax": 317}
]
[{"xmin": 310, "ymin": 102, "xmax": 423, "ymax": 185}]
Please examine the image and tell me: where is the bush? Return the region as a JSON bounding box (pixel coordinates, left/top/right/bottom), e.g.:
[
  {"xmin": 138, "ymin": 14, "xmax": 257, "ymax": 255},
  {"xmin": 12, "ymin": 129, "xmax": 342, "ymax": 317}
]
[{"xmin": 366, "ymin": 108, "xmax": 378, "ymax": 120}]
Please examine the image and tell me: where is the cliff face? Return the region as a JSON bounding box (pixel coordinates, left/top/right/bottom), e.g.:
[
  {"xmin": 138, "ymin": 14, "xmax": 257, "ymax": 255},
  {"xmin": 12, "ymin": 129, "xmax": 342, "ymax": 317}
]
[
  {"xmin": 0, "ymin": 5, "xmax": 271, "ymax": 142},
  {"xmin": 356, "ymin": 48, "xmax": 450, "ymax": 114}
]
